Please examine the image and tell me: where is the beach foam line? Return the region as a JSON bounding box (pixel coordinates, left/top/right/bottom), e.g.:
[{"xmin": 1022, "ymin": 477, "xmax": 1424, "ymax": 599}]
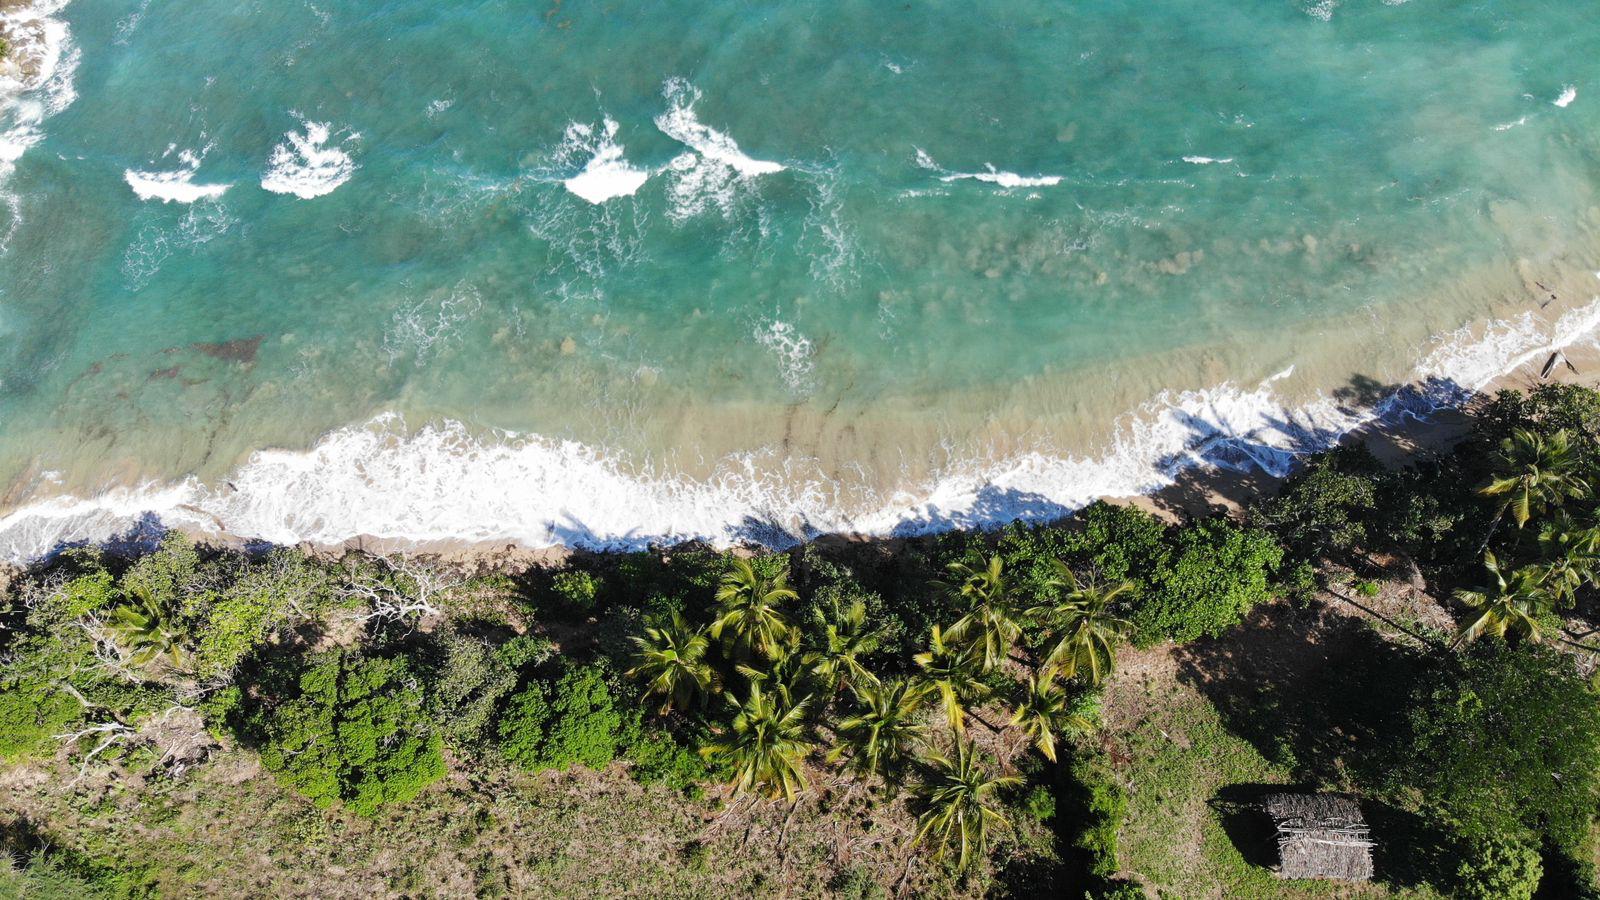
[
  {"xmin": 3, "ymin": 297, "xmax": 1600, "ymax": 562},
  {"xmin": 260, "ymin": 117, "xmax": 357, "ymax": 199},
  {"xmin": 560, "ymin": 118, "xmax": 650, "ymax": 204},
  {"xmin": 1182, "ymin": 155, "xmax": 1234, "ymax": 165}
]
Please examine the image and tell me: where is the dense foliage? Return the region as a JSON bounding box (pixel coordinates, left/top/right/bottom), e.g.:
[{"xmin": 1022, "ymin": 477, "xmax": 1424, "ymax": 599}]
[
  {"xmin": 238, "ymin": 650, "xmax": 445, "ymax": 816},
  {"xmin": 8, "ymin": 383, "xmax": 1600, "ymax": 894}
]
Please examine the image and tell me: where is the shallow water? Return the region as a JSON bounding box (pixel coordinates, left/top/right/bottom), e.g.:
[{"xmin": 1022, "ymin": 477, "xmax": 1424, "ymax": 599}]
[{"xmin": 0, "ymin": 0, "xmax": 1598, "ymax": 556}]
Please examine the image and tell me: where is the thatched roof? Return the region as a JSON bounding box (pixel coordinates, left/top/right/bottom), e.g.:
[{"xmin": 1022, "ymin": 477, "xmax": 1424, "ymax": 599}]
[{"xmin": 1262, "ymin": 793, "xmax": 1374, "ymax": 881}]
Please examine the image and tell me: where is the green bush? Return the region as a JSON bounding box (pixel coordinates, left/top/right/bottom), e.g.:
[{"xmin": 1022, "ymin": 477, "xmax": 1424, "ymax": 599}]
[
  {"xmin": 625, "ymin": 728, "xmax": 710, "ymax": 792},
  {"xmin": 1389, "ymin": 643, "xmax": 1600, "ymax": 858},
  {"xmin": 1452, "ymin": 831, "xmax": 1542, "ymax": 900},
  {"xmin": 1066, "ymin": 751, "xmax": 1127, "ymax": 881},
  {"xmin": 193, "ymin": 550, "xmax": 331, "ymax": 677},
  {"xmin": 551, "ymin": 570, "xmax": 601, "ymax": 615},
  {"xmin": 0, "ymin": 653, "xmax": 80, "ymax": 762},
  {"xmin": 425, "ymin": 629, "xmax": 523, "ymax": 751},
  {"xmin": 1022, "ymin": 784, "xmax": 1056, "ymax": 822},
  {"xmin": 1251, "ymin": 447, "xmax": 1380, "ymax": 563},
  {"xmin": 1128, "ymin": 518, "xmax": 1281, "ymax": 645},
  {"xmin": 242, "ymin": 650, "xmax": 445, "ymax": 816},
  {"xmin": 499, "ymin": 664, "xmax": 624, "ymax": 773}
]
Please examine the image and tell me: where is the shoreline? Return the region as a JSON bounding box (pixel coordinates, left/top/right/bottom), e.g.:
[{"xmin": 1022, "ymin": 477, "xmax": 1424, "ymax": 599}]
[{"xmin": 18, "ymin": 309, "xmax": 1592, "ymax": 575}]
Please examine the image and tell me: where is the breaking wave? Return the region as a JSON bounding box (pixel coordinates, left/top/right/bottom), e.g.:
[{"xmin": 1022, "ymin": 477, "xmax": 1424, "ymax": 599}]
[
  {"xmin": 260, "ymin": 116, "xmax": 358, "ymax": 199},
  {"xmin": 3, "ymin": 294, "xmax": 1600, "ymax": 561}
]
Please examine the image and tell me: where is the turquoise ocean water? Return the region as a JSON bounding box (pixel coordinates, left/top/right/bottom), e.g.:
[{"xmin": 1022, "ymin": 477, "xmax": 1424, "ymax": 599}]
[{"xmin": 0, "ymin": 0, "xmax": 1597, "ymax": 555}]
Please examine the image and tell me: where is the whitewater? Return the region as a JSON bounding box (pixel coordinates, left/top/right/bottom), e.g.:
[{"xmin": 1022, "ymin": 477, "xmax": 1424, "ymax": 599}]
[
  {"xmin": 0, "ymin": 0, "xmax": 1596, "ymax": 564},
  {"xmin": 3, "ymin": 291, "xmax": 1598, "ymax": 561}
]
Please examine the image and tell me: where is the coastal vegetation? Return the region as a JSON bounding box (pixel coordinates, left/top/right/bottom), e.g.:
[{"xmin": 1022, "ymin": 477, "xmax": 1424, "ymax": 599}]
[{"xmin": 4, "ymin": 385, "xmax": 1600, "ymax": 896}]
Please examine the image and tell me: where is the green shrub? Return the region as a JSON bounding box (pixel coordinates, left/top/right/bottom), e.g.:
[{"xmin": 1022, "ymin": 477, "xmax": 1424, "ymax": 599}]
[
  {"xmin": 625, "ymin": 728, "xmax": 710, "ymax": 792},
  {"xmin": 1066, "ymin": 751, "xmax": 1127, "ymax": 881},
  {"xmin": 1022, "ymin": 784, "xmax": 1056, "ymax": 822},
  {"xmin": 1452, "ymin": 831, "xmax": 1542, "ymax": 900},
  {"xmin": 242, "ymin": 650, "xmax": 445, "ymax": 815},
  {"xmin": 425, "ymin": 629, "xmax": 522, "ymax": 751},
  {"xmin": 193, "ymin": 550, "xmax": 331, "ymax": 677},
  {"xmin": 1389, "ymin": 643, "xmax": 1600, "ymax": 858},
  {"xmin": 0, "ymin": 659, "xmax": 80, "ymax": 762},
  {"xmin": 1128, "ymin": 518, "xmax": 1281, "ymax": 645},
  {"xmin": 828, "ymin": 865, "xmax": 887, "ymax": 900},
  {"xmin": 1251, "ymin": 447, "xmax": 1380, "ymax": 563},
  {"xmin": 551, "ymin": 570, "xmax": 601, "ymax": 615},
  {"xmin": 495, "ymin": 633, "xmax": 554, "ymax": 670},
  {"xmin": 499, "ymin": 664, "xmax": 624, "ymax": 773}
]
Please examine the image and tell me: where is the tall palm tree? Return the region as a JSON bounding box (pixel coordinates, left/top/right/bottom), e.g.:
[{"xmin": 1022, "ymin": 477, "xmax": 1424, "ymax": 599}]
[
  {"xmin": 626, "ymin": 611, "xmax": 713, "ymax": 715},
  {"xmin": 941, "ymin": 553, "xmax": 1026, "ymax": 670},
  {"xmin": 914, "ymin": 624, "xmax": 989, "ymax": 734},
  {"xmin": 1479, "ymin": 428, "xmax": 1589, "ymax": 529},
  {"xmin": 912, "ymin": 741, "xmax": 1021, "ymax": 872},
  {"xmin": 701, "ymin": 681, "xmax": 815, "ymax": 801},
  {"xmin": 1009, "ymin": 672, "xmax": 1094, "ymax": 763},
  {"xmin": 1032, "ymin": 561, "xmax": 1134, "ymax": 685},
  {"xmin": 105, "ymin": 593, "xmax": 189, "ymax": 671},
  {"xmin": 710, "ymin": 558, "xmax": 797, "ymax": 659},
  {"xmin": 804, "ymin": 597, "xmax": 883, "ymax": 695},
  {"xmin": 1536, "ymin": 509, "xmax": 1600, "ymax": 607},
  {"xmin": 830, "ymin": 677, "xmax": 929, "ymax": 783},
  {"xmin": 1451, "ymin": 551, "xmax": 1555, "ymax": 648}
]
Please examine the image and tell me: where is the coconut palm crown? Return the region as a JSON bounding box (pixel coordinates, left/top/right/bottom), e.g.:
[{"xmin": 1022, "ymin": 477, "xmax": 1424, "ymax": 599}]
[
  {"xmin": 710, "ymin": 558, "xmax": 798, "ymax": 659},
  {"xmin": 626, "ymin": 611, "xmax": 714, "ymax": 715},
  {"xmin": 1451, "ymin": 551, "xmax": 1555, "ymax": 648},
  {"xmin": 1478, "ymin": 428, "xmax": 1589, "ymax": 528},
  {"xmin": 912, "ymin": 741, "xmax": 1021, "ymax": 871},
  {"xmin": 1032, "ymin": 561, "xmax": 1134, "ymax": 685}
]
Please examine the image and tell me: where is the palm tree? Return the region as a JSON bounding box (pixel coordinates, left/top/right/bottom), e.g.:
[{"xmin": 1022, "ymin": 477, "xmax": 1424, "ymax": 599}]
[
  {"xmin": 734, "ymin": 631, "xmax": 811, "ymax": 702},
  {"xmin": 912, "ymin": 741, "xmax": 1022, "ymax": 872},
  {"xmin": 830, "ymin": 677, "xmax": 929, "ymax": 782},
  {"xmin": 626, "ymin": 611, "xmax": 713, "ymax": 715},
  {"xmin": 941, "ymin": 553, "xmax": 1026, "ymax": 670},
  {"xmin": 1451, "ymin": 551, "xmax": 1555, "ymax": 648},
  {"xmin": 1032, "ymin": 561, "xmax": 1134, "ymax": 685},
  {"xmin": 804, "ymin": 597, "xmax": 883, "ymax": 694},
  {"xmin": 709, "ymin": 558, "xmax": 797, "ymax": 659},
  {"xmin": 1009, "ymin": 672, "xmax": 1094, "ymax": 763},
  {"xmin": 914, "ymin": 624, "xmax": 989, "ymax": 734},
  {"xmin": 1536, "ymin": 509, "xmax": 1600, "ymax": 607},
  {"xmin": 105, "ymin": 593, "xmax": 189, "ymax": 671},
  {"xmin": 701, "ymin": 681, "xmax": 815, "ymax": 801},
  {"xmin": 1479, "ymin": 428, "xmax": 1589, "ymax": 529}
]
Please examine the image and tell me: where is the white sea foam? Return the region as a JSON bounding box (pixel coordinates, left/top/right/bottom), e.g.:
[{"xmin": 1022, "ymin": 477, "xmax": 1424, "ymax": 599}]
[
  {"xmin": 125, "ymin": 147, "xmax": 230, "ymax": 203},
  {"xmin": 561, "ymin": 118, "xmax": 650, "ymax": 204},
  {"xmin": 915, "ymin": 148, "xmax": 1061, "ymax": 189},
  {"xmin": 1554, "ymin": 85, "xmax": 1578, "ymax": 108},
  {"xmin": 656, "ymin": 78, "xmax": 785, "ymax": 177},
  {"xmin": 5, "ymin": 297, "xmax": 1600, "ymax": 561},
  {"xmin": 1493, "ymin": 116, "xmax": 1528, "ymax": 132},
  {"xmin": 0, "ymin": 0, "xmax": 79, "ymax": 250},
  {"xmin": 260, "ymin": 117, "xmax": 357, "ymax": 199},
  {"xmin": 1182, "ymin": 155, "xmax": 1234, "ymax": 165},
  {"xmin": 114, "ymin": 0, "xmax": 150, "ymax": 45},
  {"xmin": 754, "ymin": 318, "xmax": 816, "ymax": 392},
  {"xmin": 1302, "ymin": 0, "xmax": 1338, "ymax": 21},
  {"xmin": 655, "ymin": 78, "xmax": 784, "ymax": 222}
]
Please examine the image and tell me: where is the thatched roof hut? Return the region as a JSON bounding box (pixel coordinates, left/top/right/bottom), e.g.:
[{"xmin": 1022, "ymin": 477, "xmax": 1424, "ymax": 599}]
[{"xmin": 1262, "ymin": 793, "xmax": 1374, "ymax": 881}]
